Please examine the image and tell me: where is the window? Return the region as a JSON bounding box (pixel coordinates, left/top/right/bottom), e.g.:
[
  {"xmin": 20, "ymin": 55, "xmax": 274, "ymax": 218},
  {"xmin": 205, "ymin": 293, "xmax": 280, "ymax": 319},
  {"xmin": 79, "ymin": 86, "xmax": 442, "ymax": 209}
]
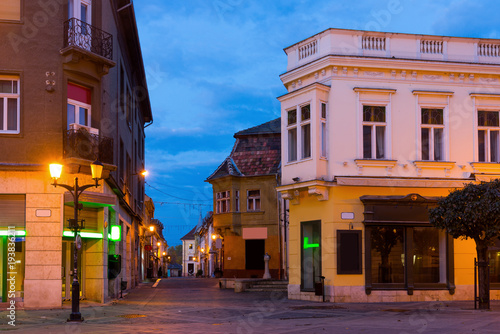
[
  {"xmin": 235, "ymin": 190, "xmax": 240, "ymax": 212},
  {"xmin": 67, "ymin": 83, "xmax": 91, "ymax": 129},
  {"xmin": 119, "ymin": 140, "xmax": 124, "ymax": 183},
  {"xmin": 301, "ymin": 220, "xmax": 321, "ymax": 291},
  {"xmin": 363, "ymin": 106, "xmax": 386, "ymax": 159},
  {"xmin": 301, "ymin": 105, "xmax": 311, "ymax": 159},
  {"xmin": 247, "ymin": 190, "xmax": 261, "ymax": 211},
  {"xmin": 0, "ymin": 0, "xmax": 21, "ymax": 21},
  {"xmin": 287, "ymin": 109, "xmax": 297, "ymax": 162},
  {"xmin": 489, "ymin": 238, "xmax": 500, "ymax": 286},
  {"xmin": 337, "ymin": 230, "xmax": 362, "ymax": 274},
  {"xmin": 0, "ymin": 78, "xmax": 20, "ymax": 134},
  {"xmin": 189, "ymin": 244, "xmax": 193, "ymax": 249},
  {"xmin": 362, "ymin": 195, "xmax": 454, "ymax": 294},
  {"xmin": 478, "ymin": 110, "xmax": 500, "ymax": 162},
  {"xmin": 367, "ymin": 226, "xmax": 448, "ymax": 287},
  {"xmin": 320, "ymin": 102, "xmax": 327, "ymax": 158},
  {"xmin": 216, "ymin": 191, "xmax": 230, "ymax": 214},
  {"xmin": 421, "ymin": 108, "xmax": 444, "ymax": 161}
]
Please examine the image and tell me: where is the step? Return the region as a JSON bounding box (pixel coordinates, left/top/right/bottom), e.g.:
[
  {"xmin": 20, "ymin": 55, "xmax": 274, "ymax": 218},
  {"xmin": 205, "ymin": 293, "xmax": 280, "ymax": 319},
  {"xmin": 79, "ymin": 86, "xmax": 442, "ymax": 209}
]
[
  {"xmin": 249, "ymin": 284, "xmax": 288, "ymax": 289},
  {"xmin": 245, "ymin": 287, "xmax": 288, "ymax": 292}
]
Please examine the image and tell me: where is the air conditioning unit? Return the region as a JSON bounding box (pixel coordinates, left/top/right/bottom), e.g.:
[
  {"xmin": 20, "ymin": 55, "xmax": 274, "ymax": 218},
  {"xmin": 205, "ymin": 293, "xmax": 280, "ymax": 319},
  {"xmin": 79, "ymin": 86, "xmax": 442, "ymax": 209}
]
[{"xmin": 69, "ymin": 123, "xmax": 99, "ymax": 135}]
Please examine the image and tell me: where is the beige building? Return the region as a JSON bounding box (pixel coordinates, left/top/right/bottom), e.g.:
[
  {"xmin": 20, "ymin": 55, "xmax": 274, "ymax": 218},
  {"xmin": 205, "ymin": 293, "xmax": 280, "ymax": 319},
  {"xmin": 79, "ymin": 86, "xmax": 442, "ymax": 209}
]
[
  {"xmin": 277, "ymin": 28, "xmax": 500, "ymax": 302},
  {"xmin": 181, "ymin": 226, "xmax": 197, "ymax": 276},
  {"xmin": 0, "ymin": 1, "xmax": 152, "ymax": 308}
]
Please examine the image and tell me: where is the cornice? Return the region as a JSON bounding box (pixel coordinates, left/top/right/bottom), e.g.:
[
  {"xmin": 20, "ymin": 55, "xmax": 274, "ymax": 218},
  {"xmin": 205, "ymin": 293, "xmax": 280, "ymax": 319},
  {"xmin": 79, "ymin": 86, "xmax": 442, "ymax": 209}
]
[{"xmin": 280, "ymin": 54, "xmax": 500, "ymax": 86}]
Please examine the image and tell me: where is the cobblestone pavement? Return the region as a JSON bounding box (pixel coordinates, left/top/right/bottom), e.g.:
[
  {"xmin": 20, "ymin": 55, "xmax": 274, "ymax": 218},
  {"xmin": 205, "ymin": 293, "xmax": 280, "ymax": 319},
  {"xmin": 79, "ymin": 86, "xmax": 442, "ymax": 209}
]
[{"xmin": 1, "ymin": 278, "xmax": 500, "ymax": 333}]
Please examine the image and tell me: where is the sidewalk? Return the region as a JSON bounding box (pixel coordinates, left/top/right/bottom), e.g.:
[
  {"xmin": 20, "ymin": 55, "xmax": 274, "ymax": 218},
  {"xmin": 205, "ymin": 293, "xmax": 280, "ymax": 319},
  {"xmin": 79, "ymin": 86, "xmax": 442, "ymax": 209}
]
[{"xmin": 1, "ymin": 278, "xmax": 500, "ymax": 333}]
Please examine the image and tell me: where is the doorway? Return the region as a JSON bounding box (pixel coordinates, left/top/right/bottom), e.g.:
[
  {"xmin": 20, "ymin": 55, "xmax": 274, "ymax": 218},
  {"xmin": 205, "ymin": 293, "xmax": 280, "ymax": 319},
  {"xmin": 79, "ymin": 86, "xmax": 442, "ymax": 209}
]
[{"xmin": 62, "ymin": 240, "xmax": 85, "ymax": 300}]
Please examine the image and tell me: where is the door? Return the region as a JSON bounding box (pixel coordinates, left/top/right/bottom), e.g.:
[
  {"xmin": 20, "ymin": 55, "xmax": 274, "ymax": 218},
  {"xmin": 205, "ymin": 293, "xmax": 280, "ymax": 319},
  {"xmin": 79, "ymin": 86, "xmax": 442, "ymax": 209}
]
[
  {"xmin": 62, "ymin": 240, "xmax": 85, "ymax": 300},
  {"xmin": 245, "ymin": 239, "xmax": 265, "ymax": 270}
]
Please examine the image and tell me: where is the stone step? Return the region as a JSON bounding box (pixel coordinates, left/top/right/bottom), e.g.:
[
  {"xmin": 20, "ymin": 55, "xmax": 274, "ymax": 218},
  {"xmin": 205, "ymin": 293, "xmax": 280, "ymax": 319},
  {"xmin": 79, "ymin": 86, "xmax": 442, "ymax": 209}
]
[
  {"xmin": 245, "ymin": 287, "xmax": 288, "ymax": 292},
  {"xmin": 250, "ymin": 284, "xmax": 288, "ymax": 289}
]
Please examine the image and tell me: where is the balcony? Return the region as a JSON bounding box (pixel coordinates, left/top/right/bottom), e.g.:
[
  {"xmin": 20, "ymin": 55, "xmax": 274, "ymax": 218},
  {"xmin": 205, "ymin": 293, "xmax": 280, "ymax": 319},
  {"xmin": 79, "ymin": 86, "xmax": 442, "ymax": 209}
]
[
  {"xmin": 64, "ymin": 128, "xmax": 114, "ymax": 166},
  {"xmin": 61, "ymin": 18, "xmax": 115, "ymax": 76}
]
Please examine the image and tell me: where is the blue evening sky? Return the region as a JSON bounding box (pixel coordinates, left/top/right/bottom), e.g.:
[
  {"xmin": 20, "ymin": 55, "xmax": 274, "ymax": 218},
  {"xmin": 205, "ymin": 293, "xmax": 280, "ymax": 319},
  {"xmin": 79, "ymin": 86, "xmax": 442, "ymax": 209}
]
[{"xmin": 134, "ymin": 0, "xmax": 500, "ymax": 246}]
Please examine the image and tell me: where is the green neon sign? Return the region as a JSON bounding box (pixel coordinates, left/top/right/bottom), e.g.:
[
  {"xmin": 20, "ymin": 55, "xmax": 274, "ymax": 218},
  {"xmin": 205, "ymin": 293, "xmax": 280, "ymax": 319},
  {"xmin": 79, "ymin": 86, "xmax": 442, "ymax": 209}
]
[
  {"xmin": 63, "ymin": 231, "xmax": 103, "ymax": 239},
  {"xmin": 109, "ymin": 225, "xmax": 121, "ymax": 241},
  {"xmin": 0, "ymin": 230, "xmax": 26, "ymax": 236},
  {"xmin": 303, "ymin": 237, "xmax": 319, "ymax": 249}
]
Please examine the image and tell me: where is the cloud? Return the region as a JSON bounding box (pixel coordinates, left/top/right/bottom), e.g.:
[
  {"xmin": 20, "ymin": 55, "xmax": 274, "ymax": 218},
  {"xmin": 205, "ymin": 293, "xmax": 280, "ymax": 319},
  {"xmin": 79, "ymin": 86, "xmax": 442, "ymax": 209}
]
[{"xmin": 145, "ymin": 148, "xmax": 229, "ymax": 174}]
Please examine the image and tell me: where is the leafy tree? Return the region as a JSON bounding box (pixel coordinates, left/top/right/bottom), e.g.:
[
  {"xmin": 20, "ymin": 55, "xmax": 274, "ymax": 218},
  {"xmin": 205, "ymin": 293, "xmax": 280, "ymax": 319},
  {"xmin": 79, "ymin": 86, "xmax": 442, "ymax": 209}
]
[
  {"xmin": 167, "ymin": 245, "xmax": 183, "ymax": 265},
  {"xmin": 429, "ymin": 180, "xmax": 500, "ymax": 309}
]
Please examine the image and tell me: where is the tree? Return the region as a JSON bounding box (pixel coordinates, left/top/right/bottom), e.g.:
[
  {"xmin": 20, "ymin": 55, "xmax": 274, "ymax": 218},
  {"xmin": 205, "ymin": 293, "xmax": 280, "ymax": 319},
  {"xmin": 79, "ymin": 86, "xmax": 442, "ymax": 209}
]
[
  {"xmin": 428, "ymin": 179, "xmax": 500, "ymax": 309},
  {"xmin": 168, "ymin": 245, "xmax": 183, "ymax": 265}
]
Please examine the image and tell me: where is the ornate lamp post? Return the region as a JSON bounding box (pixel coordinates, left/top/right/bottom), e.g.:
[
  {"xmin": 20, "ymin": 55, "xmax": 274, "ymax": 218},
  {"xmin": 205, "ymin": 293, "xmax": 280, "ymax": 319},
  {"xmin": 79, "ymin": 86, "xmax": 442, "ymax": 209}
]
[{"xmin": 49, "ymin": 160, "xmax": 104, "ymax": 322}]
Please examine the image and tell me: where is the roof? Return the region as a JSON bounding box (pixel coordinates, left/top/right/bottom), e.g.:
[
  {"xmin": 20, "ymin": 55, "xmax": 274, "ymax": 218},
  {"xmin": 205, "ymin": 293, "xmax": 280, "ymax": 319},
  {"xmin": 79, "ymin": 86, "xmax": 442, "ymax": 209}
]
[
  {"xmin": 181, "ymin": 226, "xmax": 197, "ymax": 241},
  {"xmin": 206, "ymin": 118, "xmax": 281, "ymax": 181},
  {"xmin": 168, "ymin": 263, "xmax": 182, "ymax": 270},
  {"xmin": 234, "ymin": 118, "xmax": 281, "ymax": 137}
]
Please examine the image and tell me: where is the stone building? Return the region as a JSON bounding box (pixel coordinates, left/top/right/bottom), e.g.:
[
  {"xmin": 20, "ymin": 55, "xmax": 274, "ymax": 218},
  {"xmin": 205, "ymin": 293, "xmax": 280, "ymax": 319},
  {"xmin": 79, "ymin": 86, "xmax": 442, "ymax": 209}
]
[{"xmin": 0, "ymin": 0, "xmax": 152, "ymax": 308}]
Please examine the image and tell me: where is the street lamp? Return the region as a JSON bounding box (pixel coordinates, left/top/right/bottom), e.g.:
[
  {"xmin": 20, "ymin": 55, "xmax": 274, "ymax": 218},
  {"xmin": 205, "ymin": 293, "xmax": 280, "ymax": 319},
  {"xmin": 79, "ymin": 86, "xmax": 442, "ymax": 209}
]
[{"xmin": 49, "ymin": 160, "xmax": 104, "ymax": 322}]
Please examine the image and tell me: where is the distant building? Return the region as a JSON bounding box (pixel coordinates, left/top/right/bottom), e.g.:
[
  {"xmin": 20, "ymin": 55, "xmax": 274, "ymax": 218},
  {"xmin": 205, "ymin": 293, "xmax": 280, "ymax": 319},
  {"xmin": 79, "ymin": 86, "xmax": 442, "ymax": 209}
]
[
  {"xmin": 206, "ymin": 119, "xmax": 284, "ymax": 279},
  {"xmin": 168, "ymin": 263, "xmax": 182, "ymax": 277},
  {"xmin": 181, "ymin": 226, "xmax": 198, "ymax": 276},
  {"xmin": 195, "ymin": 212, "xmax": 215, "ymax": 277}
]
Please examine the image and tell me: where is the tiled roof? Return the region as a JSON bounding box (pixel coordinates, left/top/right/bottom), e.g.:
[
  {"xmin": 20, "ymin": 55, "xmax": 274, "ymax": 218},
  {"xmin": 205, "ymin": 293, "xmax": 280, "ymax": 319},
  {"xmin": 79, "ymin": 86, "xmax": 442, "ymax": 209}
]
[
  {"xmin": 180, "ymin": 225, "xmax": 197, "ymax": 240},
  {"xmin": 234, "ymin": 118, "xmax": 281, "ymax": 137},
  {"xmin": 206, "ymin": 118, "xmax": 281, "ymax": 180}
]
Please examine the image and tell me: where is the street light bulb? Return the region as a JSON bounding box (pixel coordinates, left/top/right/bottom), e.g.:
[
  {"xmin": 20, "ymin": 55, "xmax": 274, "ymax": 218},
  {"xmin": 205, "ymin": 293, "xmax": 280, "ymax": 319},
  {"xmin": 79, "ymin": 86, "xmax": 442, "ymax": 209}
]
[
  {"xmin": 140, "ymin": 170, "xmax": 148, "ymax": 177},
  {"xmin": 157, "ymin": 242, "xmax": 161, "ymax": 247},
  {"xmin": 163, "ymin": 251, "xmax": 166, "ymax": 256},
  {"xmin": 90, "ymin": 160, "xmax": 104, "ymax": 180},
  {"xmin": 211, "ymin": 234, "xmax": 216, "ymax": 240},
  {"xmin": 49, "ymin": 163, "xmax": 63, "ymax": 179},
  {"xmin": 149, "ymin": 226, "xmax": 155, "ymax": 232}
]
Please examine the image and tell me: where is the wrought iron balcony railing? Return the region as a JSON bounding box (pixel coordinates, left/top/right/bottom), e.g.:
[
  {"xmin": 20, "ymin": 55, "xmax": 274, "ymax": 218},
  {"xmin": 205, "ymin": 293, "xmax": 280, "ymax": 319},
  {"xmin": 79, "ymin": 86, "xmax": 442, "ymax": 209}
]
[
  {"xmin": 64, "ymin": 128, "xmax": 114, "ymax": 165},
  {"xmin": 64, "ymin": 18, "xmax": 113, "ymax": 60}
]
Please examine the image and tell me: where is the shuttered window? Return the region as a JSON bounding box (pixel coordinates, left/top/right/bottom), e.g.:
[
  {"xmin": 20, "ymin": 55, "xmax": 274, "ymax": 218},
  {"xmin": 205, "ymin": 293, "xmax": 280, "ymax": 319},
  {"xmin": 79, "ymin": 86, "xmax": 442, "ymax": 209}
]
[{"xmin": 0, "ymin": 194, "xmax": 25, "ymax": 228}]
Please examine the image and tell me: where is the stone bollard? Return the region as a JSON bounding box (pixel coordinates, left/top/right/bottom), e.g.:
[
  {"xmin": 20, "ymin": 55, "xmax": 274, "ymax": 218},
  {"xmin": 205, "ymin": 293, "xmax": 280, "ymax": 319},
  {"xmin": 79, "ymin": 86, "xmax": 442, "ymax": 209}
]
[{"xmin": 263, "ymin": 252, "xmax": 271, "ymax": 279}]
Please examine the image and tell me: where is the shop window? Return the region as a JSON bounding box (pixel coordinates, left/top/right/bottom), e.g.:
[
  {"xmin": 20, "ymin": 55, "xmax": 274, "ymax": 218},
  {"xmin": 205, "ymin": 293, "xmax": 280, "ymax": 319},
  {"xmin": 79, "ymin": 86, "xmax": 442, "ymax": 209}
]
[
  {"xmin": 362, "ymin": 194, "xmax": 454, "ymax": 295},
  {"xmin": 0, "ymin": 195, "xmax": 26, "ymax": 302},
  {"xmin": 489, "ymin": 238, "xmax": 500, "ymax": 287}
]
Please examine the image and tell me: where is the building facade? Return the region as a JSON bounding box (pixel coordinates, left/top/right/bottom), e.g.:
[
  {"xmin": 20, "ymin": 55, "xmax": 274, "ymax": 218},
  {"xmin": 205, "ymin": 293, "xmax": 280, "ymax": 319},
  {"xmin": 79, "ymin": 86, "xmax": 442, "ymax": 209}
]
[
  {"xmin": 277, "ymin": 28, "xmax": 500, "ymax": 302},
  {"xmin": 206, "ymin": 119, "xmax": 283, "ymax": 279},
  {"xmin": 195, "ymin": 211, "xmax": 215, "ymax": 277},
  {"xmin": 181, "ymin": 226, "xmax": 197, "ymax": 276},
  {"xmin": 0, "ymin": 1, "xmax": 152, "ymax": 308}
]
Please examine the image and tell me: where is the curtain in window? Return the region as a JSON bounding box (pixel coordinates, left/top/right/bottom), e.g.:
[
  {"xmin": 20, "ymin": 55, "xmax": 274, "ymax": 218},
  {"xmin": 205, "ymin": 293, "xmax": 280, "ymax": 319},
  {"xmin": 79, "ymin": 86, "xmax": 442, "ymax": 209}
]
[{"xmin": 376, "ymin": 126, "xmax": 385, "ymax": 159}]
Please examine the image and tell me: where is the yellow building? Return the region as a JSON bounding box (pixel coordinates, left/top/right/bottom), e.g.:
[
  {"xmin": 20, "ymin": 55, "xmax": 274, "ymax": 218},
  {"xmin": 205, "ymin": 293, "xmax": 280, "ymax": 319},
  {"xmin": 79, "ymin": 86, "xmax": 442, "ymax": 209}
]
[
  {"xmin": 277, "ymin": 28, "xmax": 500, "ymax": 302},
  {"xmin": 206, "ymin": 119, "xmax": 283, "ymax": 278}
]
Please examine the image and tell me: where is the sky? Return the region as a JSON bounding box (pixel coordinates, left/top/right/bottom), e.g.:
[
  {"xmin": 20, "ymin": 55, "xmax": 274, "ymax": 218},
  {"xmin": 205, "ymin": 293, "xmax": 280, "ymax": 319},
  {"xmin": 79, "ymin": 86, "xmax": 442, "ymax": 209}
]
[{"xmin": 133, "ymin": 0, "xmax": 500, "ymax": 246}]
